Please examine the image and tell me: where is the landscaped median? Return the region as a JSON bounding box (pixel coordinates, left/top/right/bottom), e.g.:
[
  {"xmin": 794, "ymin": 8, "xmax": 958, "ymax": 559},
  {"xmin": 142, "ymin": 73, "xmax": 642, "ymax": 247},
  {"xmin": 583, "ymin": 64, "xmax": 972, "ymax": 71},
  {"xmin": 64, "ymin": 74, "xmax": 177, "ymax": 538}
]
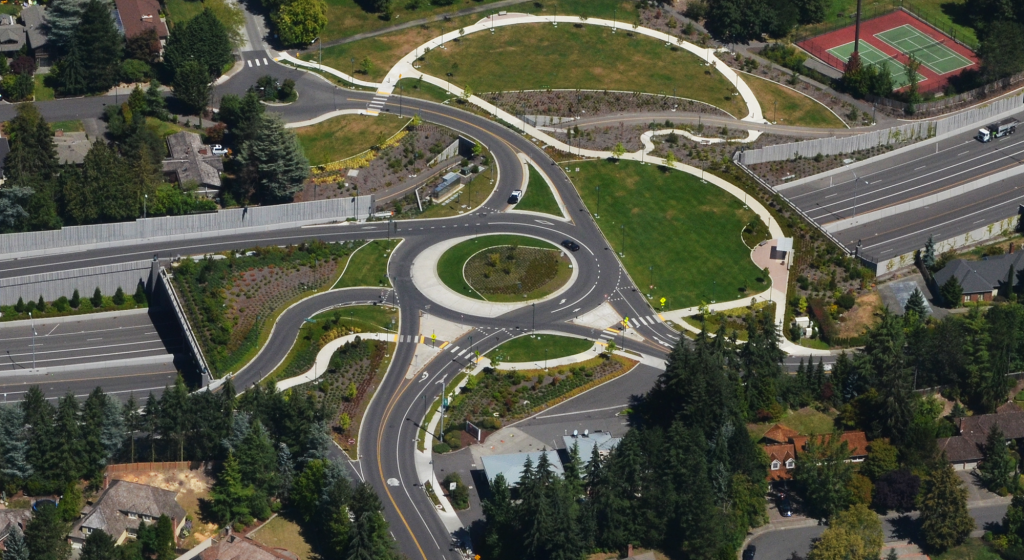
[
  {"xmin": 513, "ymin": 160, "xmax": 565, "ymax": 218},
  {"xmin": 487, "ymin": 334, "xmax": 593, "ymax": 363},
  {"xmin": 333, "ymin": 239, "xmax": 400, "ymax": 289},
  {"xmin": 436, "ymin": 234, "xmax": 573, "ymax": 301}
]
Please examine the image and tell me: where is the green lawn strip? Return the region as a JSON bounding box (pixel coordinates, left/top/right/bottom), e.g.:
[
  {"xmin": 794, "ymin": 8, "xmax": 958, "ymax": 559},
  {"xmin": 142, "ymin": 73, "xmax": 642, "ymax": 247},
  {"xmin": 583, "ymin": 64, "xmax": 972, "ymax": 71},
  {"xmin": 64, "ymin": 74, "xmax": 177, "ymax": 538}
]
[
  {"xmin": 487, "ymin": 334, "xmax": 593, "ymax": 363},
  {"xmin": 0, "ymin": 297, "xmax": 147, "ymax": 323},
  {"xmin": 264, "ymin": 305, "xmax": 396, "ymax": 385},
  {"xmin": 296, "ymin": 114, "xmax": 410, "ymax": 166},
  {"xmin": 798, "ymin": 338, "xmax": 831, "ymax": 350},
  {"xmin": 747, "ymin": 407, "xmax": 837, "ymax": 440},
  {"xmin": 395, "ymin": 77, "xmax": 453, "ymax": 103},
  {"xmin": 49, "ymin": 119, "xmax": 84, "ymax": 133},
  {"xmin": 249, "ymin": 516, "xmax": 315, "ymax": 560},
  {"xmin": 333, "ymin": 239, "xmax": 400, "ymax": 289},
  {"xmin": 436, "ymin": 234, "xmax": 558, "ymax": 300},
  {"xmin": 0, "ymin": 4, "xmax": 20, "ymax": 15},
  {"xmin": 164, "ymin": 0, "xmax": 206, "ymax": 25},
  {"xmin": 744, "ymin": 74, "xmax": 844, "ymax": 128},
  {"xmin": 571, "ymin": 160, "xmax": 765, "ymax": 309},
  {"xmin": 514, "ymin": 163, "xmax": 563, "ymax": 217},
  {"xmin": 419, "ymin": 24, "xmax": 745, "ymax": 115},
  {"xmin": 418, "ymin": 371, "xmax": 470, "ymax": 452},
  {"xmin": 33, "ymin": 74, "xmax": 54, "ymax": 102}
]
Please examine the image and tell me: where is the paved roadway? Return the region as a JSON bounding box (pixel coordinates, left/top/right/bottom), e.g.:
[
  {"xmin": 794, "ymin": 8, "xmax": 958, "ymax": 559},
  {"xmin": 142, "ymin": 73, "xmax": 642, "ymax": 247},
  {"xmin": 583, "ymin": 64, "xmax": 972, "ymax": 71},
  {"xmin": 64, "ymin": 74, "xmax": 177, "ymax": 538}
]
[
  {"xmin": 0, "ymin": 311, "xmax": 180, "ymax": 373},
  {"xmin": 780, "ymin": 117, "xmax": 1024, "ymax": 261}
]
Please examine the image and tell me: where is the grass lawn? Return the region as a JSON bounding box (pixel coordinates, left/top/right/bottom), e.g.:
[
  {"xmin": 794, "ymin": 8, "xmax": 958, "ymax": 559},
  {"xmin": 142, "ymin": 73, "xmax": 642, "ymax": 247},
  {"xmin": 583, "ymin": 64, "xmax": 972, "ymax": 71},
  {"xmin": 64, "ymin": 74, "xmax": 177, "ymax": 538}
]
[
  {"xmin": 747, "ymin": 407, "xmax": 837, "ymax": 439},
  {"xmin": 487, "ymin": 334, "xmax": 593, "ymax": 362},
  {"xmin": 745, "ymin": 74, "xmax": 843, "ymax": 128},
  {"xmin": 515, "ymin": 162, "xmax": 563, "ymax": 217},
  {"xmin": 164, "ymin": 0, "xmax": 206, "ymax": 26},
  {"xmin": 572, "ymin": 160, "xmax": 765, "ymax": 309},
  {"xmin": 333, "ymin": 239, "xmax": 399, "ymax": 288},
  {"xmin": 799, "ymin": 338, "xmax": 831, "ymax": 350},
  {"xmin": 419, "ymin": 24, "xmax": 746, "ymax": 115},
  {"xmin": 0, "ymin": 4, "xmax": 20, "ymax": 15},
  {"xmin": 49, "ymin": 120, "xmax": 84, "ymax": 133},
  {"xmin": 932, "ymin": 539, "xmax": 1001, "ymax": 560},
  {"xmin": 396, "ymin": 77, "xmax": 452, "ymax": 103},
  {"xmin": 437, "ymin": 234, "xmax": 559, "ymax": 299},
  {"xmin": 319, "ymin": 0, "xmax": 636, "ymax": 43},
  {"xmin": 296, "ymin": 113, "xmax": 409, "ymax": 166},
  {"xmin": 146, "ymin": 117, "xmax": 198, "ymax": 141},
  {"xmin": 797, "ymin": 0, "xmax": 977, "ymax": 49},
  {"xmin": 33, "ymin": 74, "xmax": 54, "ymax": 101},
  {"xmin": 251, "ymin": 516, "xmax": 315, "ymax": 560}
]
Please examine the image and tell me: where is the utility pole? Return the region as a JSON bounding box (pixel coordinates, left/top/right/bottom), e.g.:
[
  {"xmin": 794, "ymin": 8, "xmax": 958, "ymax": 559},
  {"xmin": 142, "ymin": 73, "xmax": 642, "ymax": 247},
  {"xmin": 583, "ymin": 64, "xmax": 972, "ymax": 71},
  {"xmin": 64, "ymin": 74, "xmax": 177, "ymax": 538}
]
[
  {"xmin": 854, "ymin": 0, "xmax": 863, "ymax": 53},
  {"xmin": 29, "ymin": 312, "xmax": 35, "ymax": 370}
]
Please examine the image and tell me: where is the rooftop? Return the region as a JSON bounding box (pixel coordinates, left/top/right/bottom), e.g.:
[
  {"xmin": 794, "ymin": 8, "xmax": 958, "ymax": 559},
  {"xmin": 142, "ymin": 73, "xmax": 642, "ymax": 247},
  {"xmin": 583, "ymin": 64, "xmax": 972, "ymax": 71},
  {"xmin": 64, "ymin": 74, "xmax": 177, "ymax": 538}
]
[
  {"xmin": 200, "ymin": 533, "xmax": 298, "ymax": 560},
  {"xmin": 20, "ymin": 5, "xmax": 46, "ymax": 49},
  {"xmin": 0, "ymin": 15, "xmax": 25, "ymax": 53},
  {"xmin": 54, "ymin": 131, "xmax": 94, "ymax": 165},
  {"xmin": 113, "ymin": 0, "xmax": 168, "ymax": 39},
  {"xmin": 561, "ymin": 432, "xmax": 620, "ymax": 463},
  {"xmin": 71, "ymin": 480, "xmax": 186, "ymax": 542},
  {"xmin": 0, "ymin": 509, "xmax": 31, "ymax": 543},
  {"xmin": 162, "ymin": 131, "xmax": 223, "ymax": 190},
  {"xmin": 933, "ymin": 251, "xmax": 1024, "ymax": 295},
  {"xmin": 481, "ymin": 451, "xmax": 564, "ymax": 486}
]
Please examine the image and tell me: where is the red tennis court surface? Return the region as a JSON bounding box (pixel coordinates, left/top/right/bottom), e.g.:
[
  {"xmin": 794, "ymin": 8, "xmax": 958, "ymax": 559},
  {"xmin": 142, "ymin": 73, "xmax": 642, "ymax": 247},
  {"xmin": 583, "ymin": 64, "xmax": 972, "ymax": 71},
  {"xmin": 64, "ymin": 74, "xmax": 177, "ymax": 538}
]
[{"xmin": 797, "ymin": 10, "xmax": 979, "ymax": 93}]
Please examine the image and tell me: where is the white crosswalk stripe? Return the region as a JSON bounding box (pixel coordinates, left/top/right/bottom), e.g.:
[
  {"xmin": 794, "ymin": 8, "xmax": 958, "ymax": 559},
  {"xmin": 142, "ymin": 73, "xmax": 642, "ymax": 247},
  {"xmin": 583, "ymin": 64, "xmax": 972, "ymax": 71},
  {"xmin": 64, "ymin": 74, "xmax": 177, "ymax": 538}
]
[
  {"xmin": 254, "ymin": 59, "xmax": 260, "ymax": 66},
  {"xmin": 246, "ymin": 60, "xmax": 252, "ymax": 67},
  {"xmin": 263, "ymin": 58, "xmax": 269, "ymax": 65},
  {"xmin": 366, "ymin": 94, "xmax": 390, "ymax": 113},
  {"xmin": 449, "ymin": 345, "xmax": 460, "ymax": 353},
  {"xmin": 457, "ymin": 349, "xmax": 467, "ymax": 357},
  {"xmin": 649, "ymin": 315, "xmax": 661, "ymax": 323},
  {"xmin": 599, "ymin": 333, "xmax": 611, "ymax": 339},
  {"xmin": 635, "ymin": 316, "xmax": 648, "ymax": 326}
]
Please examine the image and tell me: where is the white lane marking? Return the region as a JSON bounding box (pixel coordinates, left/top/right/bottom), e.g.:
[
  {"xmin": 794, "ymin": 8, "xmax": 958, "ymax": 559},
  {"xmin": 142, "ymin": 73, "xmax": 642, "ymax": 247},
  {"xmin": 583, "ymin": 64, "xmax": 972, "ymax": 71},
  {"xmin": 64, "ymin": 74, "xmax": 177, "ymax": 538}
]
[
  {"xmin": 247, "ymin": 60, "xmax": 252, "ymax": 67},
  {"xmin": 862, "ymin": 195, "xmax": 1024, "ymax": 251},
  {"xmin": 87, "ymin": 338, "xmax": 102, "ymax": 341},
  {"xmin": 558, "ymin": 299, "xmax": 565, "ymax": 304},
  {"xmin": 535, "ymin": 404, "xmax": 629, "ymax": 419},
  {"xmin": 263, "ymin": 58, "xmax": 269, "ymax": 65},
  {"xmin": 46, "ymin": 324, "xmax": 59, "ymax": 336}
]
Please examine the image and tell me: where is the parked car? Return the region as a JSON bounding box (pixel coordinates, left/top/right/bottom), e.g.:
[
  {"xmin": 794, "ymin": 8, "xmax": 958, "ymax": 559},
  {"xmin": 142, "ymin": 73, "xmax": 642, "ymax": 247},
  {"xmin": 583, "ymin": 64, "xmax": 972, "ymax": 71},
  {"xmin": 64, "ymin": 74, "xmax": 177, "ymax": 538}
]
[
  {"xmin": 743, "ymin": 545, "xmax": 756, "ymax": 560},
  {"xmin": 779, "ymin": 497, "xmax": 793, "ymax": 517},
  {"xmin": 212, "ymin": 144, "xmax": 229, "ymax": 156},
  {"xmin": 508, "ymin": 190, "xmax": 523, "ymax": 204},
  {"xmin": 561, "ymin": 239, "xmax": 580, "ymax": 252}
]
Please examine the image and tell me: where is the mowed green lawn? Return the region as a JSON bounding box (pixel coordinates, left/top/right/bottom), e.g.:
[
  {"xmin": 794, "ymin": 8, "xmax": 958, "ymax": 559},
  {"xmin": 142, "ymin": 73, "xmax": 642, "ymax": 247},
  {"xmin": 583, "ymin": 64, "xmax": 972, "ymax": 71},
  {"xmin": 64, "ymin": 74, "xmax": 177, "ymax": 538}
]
[
  {"xmin": 572, "ymin": 160, "xmax": 766, "ymax": 309},
  {"xmin": 487, "ymin": 334, "xmax": 593, "ymax": 362},
  {"xmin": 515, "ymin": 163, "xmax": 563, "ymax": 217},
  {"xmin": 436, "ymin": 234, "xmax": 556, "ymax": 300},
  {"xmin": 744, "ymin": 74, "xmax": 844, "ymax": 128},
  {"xmin": 333, "ymin": 239, "xmax": 399, "ymax": 289},
  {"xmin": 295, "ymin": 114, "xmax": 409, "ymax": 166},
  {"xmin": 419, "ymin": 24, "xmax": 746, "ymax": 116}
]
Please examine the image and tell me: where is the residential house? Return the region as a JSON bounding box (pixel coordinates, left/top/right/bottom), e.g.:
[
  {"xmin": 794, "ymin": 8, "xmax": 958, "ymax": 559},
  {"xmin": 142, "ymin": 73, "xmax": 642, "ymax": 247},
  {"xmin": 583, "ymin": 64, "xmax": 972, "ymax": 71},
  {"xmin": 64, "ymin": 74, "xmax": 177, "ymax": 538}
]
[
  {"xmin": 162, "ymin": 131, "xmax": 223, "ymax": 196},
  {"xmin": 69, "ymin": 480, "xmax": 186, "ymax": 548},
  {"xmin": 938, "ymin": 404, "xmax": 1024, "ymax": 470},
  {"xmin": 113, "ymin": 0, "xmax": 168, "ymax": 44},
  {"xmin": 0, "ymin": 509, "xmax": 31, "ymax": 550},
  {"xmin": 758, "ymin": 423, "xmax": 870, "ymax": 486},
  {"xmin": 20, "ymin": 5, "xmax": 47, "ymax": 64},
  {"xmin": 54, "ymin": 130, "xmax": 95, "ymax": 165},
  {"xmin": 933, "ymin": 250, "xmax": 1024, "ymax": 304},
  {"xmin": 200, "ymin": 532, "xmax": 298, "ymax": 560},
  {"xmin": 0, "ymin": 15, "xmax": 25, "ymax": 54}
]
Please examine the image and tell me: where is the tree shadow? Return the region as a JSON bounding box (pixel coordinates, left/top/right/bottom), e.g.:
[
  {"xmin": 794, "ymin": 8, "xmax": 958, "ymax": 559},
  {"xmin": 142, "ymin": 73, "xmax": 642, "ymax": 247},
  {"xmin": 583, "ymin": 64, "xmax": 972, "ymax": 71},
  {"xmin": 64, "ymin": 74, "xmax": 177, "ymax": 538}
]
[
  {"xmin": 886, "ymin": 514, "xmax": 922, "ymax": 544},
  {"xmin": 939, "ymin": 2, "xmax": 975, "ymax": 31}
]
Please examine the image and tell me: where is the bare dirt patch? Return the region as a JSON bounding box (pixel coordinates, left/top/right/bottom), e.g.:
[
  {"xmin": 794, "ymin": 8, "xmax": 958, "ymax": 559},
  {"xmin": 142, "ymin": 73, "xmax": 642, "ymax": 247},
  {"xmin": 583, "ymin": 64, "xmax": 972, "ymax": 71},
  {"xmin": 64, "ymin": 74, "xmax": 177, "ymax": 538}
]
[{"xmin": 837, "ymin": 292, "xmax": 881, "ymax": 337}]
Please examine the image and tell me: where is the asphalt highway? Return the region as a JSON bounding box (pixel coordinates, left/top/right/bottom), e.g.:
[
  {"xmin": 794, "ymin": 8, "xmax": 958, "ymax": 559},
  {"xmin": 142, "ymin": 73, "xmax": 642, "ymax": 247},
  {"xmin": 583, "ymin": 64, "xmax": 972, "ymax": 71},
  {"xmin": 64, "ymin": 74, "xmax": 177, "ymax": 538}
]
[
  {"xmin": 0, "ymin": 311, "xmax": 180, "ymax": 372},
  {"xmin": 0, "ymin": 362, "xmax": 177, "ymax": 403},
  {"xmin": 780, "ymin": 112, "xmax": 1024, "ymax": 261}
]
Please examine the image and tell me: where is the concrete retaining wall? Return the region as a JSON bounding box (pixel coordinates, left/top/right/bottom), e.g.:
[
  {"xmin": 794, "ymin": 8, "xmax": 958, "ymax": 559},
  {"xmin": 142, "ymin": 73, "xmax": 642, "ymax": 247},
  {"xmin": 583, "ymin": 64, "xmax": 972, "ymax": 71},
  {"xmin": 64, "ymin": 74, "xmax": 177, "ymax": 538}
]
[
  {"xmin": 869, "ymin": 214, "xmax": 1020, "ymax": 276},
  {"xmin": 738, "ymin": 93, "xmax": 1024, "ymax": 165},
  {"xmin": 0, "ymin": 196, "xmax": 375, "ymax": 260},
  {"xmin": 0, "ymin": 260, "xmax": 153, "ymax": 306}
]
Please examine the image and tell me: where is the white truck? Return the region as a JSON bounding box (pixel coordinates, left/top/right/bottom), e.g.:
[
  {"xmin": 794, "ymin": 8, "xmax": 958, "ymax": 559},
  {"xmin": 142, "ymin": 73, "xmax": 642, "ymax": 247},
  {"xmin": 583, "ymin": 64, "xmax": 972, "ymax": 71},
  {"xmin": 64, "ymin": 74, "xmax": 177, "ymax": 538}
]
[{"xmin": 977, "ymin": 118, "xmax": 1019, "ymax": 142}]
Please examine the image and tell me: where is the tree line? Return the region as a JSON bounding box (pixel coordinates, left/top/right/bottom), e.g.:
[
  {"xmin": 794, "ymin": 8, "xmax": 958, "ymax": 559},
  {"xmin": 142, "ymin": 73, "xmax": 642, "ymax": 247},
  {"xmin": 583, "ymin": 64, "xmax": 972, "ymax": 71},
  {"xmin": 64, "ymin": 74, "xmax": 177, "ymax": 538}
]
[{"xmin": 0, "ymin": 378, "xmax": 400, "ymax": 560}]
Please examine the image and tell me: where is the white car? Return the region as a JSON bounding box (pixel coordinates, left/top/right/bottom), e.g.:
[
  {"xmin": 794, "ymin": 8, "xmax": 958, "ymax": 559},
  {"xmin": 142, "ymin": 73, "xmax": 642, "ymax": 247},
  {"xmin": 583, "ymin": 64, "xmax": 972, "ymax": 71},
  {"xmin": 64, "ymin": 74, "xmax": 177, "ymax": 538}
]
[
  {"xmin": 509, "ymin": 190, "xmax": 523, "ymax": 204},
  {"xmin": 211, "ymin": 144, "xmax": 229, "ymax": 156}
]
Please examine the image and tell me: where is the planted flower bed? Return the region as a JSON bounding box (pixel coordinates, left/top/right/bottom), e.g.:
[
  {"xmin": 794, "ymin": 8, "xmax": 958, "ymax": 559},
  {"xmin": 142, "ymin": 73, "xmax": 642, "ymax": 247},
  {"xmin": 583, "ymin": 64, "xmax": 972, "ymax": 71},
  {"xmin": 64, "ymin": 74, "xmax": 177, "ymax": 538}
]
[
  {"xmin": 311, "ymin": 336, "xmax": 394, "ymax": 458},
  {"xmin": 437, "ymin": 354, "xmax": 637, "ymax": 451},
  {"xmin": 171, "ymin": 240, "xmax": 365, "ymax": 376}
]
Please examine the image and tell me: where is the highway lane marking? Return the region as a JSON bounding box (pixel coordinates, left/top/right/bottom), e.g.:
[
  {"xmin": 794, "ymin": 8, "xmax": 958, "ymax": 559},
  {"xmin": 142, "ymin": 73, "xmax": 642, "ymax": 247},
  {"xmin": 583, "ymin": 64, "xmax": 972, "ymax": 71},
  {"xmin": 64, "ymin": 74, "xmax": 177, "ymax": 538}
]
[
  {"xmin": 0, "ymin": 370, "xmax": 176, "ymax": 394},
  {"xmin": 959, "ymin": 151, "xmax": 969, "ymax": 156},
  {"xmin": 0, "ymin": 323, "xmax": 154, "ymax": 341},
  {"xmin": 4, "ymin": 340, "xmax": 169, "ymax": 358},
  {"xmin": 46, "ymin": 324, "xmax": 59, "ymax": 336},
  {"xmin": 0, "ymin": 385, "xmax": 172, "ymax": 402},
  {"xmin": 534, "ymin": 404, "xmax": 628, "ymax": 419},
  {"xmin": 915, "ymin": 166, "xmax": 926, "ymax": 171},
  {"xmin": 859, "ymin": 192, "xmax": 1024, "ymax": 251}
]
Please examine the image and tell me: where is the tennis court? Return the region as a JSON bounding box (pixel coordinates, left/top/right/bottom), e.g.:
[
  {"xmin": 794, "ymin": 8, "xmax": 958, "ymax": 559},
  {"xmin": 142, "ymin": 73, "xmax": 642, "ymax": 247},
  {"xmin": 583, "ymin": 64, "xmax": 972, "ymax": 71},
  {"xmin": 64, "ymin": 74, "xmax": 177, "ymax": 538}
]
[
  {"xmin": 875, "ymin": 24, "xmax": 974, "ymax": 75},
  {"xmin": 827, "ymin": 41, "xmax": 925, "ymax": 89}
]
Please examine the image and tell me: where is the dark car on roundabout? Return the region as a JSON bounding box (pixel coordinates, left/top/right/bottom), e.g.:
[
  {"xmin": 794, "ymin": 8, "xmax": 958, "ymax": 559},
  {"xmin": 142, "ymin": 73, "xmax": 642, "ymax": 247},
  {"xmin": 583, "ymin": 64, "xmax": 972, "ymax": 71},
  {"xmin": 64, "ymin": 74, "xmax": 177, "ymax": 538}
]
[{"xmin": 561, "ymin": 239, "xmax": 580, "ymax": 252}]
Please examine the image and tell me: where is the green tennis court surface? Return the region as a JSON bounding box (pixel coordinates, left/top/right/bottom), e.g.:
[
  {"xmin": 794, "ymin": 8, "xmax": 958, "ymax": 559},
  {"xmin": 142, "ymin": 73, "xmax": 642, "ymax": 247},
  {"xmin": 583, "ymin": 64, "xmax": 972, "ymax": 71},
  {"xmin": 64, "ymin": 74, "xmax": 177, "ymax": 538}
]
[
  {"xmin": 875, "ymin": 25, "xmax": 973, "ymax": 75},
  {"xmin": 827, "ymin": 41, "xmax": 925, "ymax": 89}
]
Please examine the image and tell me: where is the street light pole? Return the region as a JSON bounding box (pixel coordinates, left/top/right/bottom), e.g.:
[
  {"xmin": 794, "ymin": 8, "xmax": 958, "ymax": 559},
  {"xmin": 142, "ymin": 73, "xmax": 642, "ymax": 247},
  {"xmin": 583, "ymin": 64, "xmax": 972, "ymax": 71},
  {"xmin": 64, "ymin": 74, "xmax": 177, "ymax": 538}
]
[
  {"xmin": 532, "ymin": 303, "xmax": 536, "ymax": 336},
  {"xmin": 143, "ymin": 194, "xmax": 147, "ymax": 219},
  {"xmin": 438, "ymin": 374, "xmax": 447, "ymax": 441},
  {"xmin": 29, "ymin": 312, "xmax": 35, "ymax": 370},
  {"xmin": 620, "ymin": 224, "xmax": 625, "ymax": 257},
  {"xmin": 595, "ymin": 185, "xmax": 600, "ymax": 218}
]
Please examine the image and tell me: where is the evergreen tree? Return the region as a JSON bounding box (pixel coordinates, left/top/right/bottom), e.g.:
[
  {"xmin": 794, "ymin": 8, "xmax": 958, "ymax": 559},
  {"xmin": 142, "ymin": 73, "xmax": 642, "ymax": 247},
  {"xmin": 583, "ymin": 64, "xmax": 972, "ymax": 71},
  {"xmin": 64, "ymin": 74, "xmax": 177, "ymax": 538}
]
[
  {"xmin": 1, "ymin": 525, "xmax": 29, "ymax": 560},
  {"xmin": 793, "ymin": 430, "xmax": 853, "ymax": 520},
  {"xmin": 237, "ymin": 114, "xmax": 310, "ymax": 203},
  {"xmin": 24, "ymin": 500, "xmax": 71, "ymax": 560},
  {"xmin": 57, "ymin": 481, "xmax": 83, "ymax": 523},
  {"xmin": 45, "ymin": 0, "xmax": 90, "ymax": 56},
  {"xmin": 865, "ymin": 310, "xmax": 914, "ymax": 444},
  {"xmin": 0, "ymin": 405, "xmax": 33, "ymax": 485},
  {"xmin": 860, "ymin": 439, "xmax": 899, "ymax": 481},
  {"xmin": 904, "ymin": 288, "xmax": 928, "ymax": 321},
  {"xmin": 210, "ymin": 452, "xmax": 253, "ymax": 524},
  {"xmin": 123, "ymin": 393, "xmax": 141, "ymax": 463},
  {"xmin": 74, "ymin": 0, "xmax": 123, "ymax": 93},
  {"xmin": 54, "ymin": 40, "xmax": 87, "ymax": 96},
  {"xmin": 347, "ymin": 512, "xmax": 375, "ymax": 560},
  {"xmin": 237, "ymin": 419, "xmax": 279, "ymax": 496},
  {"xmin": 1004, "ymin": 490, "xmax": 1024, "ymax": 546},
  {"xmin": 70, "ymin": 289, "xmax": 80, "ymax": 309},
  {"xmin": 979, "ymin": 425, "xmax": 1016, "ymax": 492},
  {"xmin": 51, "ymin": 392, "xmax": 84, "ymax": 486},
  {"xmin": 218, "ymin": 91, "xmax": 265, "ymax": 143},
  {"xmin": 91, "ymin": 287, "xmax": 103, "ymax": 307},
  {"xmin": 482, "ymin": 473, "xmax": 517, "ymax": 560},
  {"xmin": 80, "ymin": 529, "xmax": 117, "ymax": 560},
  {"xmin": 173, "ymin": 60, "xmax": 212, "ymax": 114},
  {"xmin": 923, "ymin": 235, "xmax": 936, "ymax": 269},
  {"xmin": 742, "ymin": 310, "xmax": 785, "ymax": 417},
  {"xmin": 918, "ymin": 463, "xmax": 975, "ymax": 552},
  {"xmin": 941, "ymin": 275, "xmax": 964, "ymax": 308}
]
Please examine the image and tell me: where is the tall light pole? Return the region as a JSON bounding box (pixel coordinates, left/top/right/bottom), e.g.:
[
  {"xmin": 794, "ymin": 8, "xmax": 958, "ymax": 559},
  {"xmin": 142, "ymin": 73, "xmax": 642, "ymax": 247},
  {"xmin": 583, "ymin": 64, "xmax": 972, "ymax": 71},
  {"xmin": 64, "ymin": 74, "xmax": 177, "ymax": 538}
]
[
  {"xmin": 532, "ymin": 302, "xmax": 536, "ymax": 336},
  {"xmin": 620, "ymin": 224, "xmax": 625, "ymax": 257},
  {"xmin": 29, "ymin": 312, "xmax": 35, "ymax": 370},
  {"xmin": 143, "ymin": 193, "xmax": 147, "ymax": 219},
  {"xmin": 595, "ymin": 185, "xmax": 600, "ymax": 218},
  {"xmin": 438, "ymin": 374, "xmax": 447, "ymax": 441}
]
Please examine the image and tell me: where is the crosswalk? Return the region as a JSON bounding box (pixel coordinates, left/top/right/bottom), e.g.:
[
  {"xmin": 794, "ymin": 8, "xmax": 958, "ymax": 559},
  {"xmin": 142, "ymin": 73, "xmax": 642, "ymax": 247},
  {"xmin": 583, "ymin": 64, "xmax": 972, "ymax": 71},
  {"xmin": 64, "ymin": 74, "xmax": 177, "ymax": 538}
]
[
  {"xmin": 366, "ymin": 91, "xmax": 390, "ymax": 115},
  {"xmin": 245, "ymin": 57, "xmax": 270, "ymax": 68}
]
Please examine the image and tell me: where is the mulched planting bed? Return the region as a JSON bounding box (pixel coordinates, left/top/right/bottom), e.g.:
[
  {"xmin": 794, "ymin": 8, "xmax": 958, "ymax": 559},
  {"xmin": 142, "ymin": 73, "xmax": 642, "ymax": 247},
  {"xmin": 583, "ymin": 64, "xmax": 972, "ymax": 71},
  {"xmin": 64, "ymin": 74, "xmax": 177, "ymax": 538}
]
[
  {"xmin": 485, "ymin": 90, "xmax": 731, "ymax": 120},
  {"xmin": 553, "ymin": 120, "xmax": 802, "ymax": 157},
  {"xmin": 464, "ymin": 246, "xmax": 570, "ymax": 301},
  {"xmin": 437, "ymin": 354, "xmax": 637, "ymax": 450},
  {"xmin": 747, "ymin": 143, "xmax": 901, "ymax": 185},
  {"xmin": 172, "ymin": 240, "xmax": 363, "ymax": 376}
]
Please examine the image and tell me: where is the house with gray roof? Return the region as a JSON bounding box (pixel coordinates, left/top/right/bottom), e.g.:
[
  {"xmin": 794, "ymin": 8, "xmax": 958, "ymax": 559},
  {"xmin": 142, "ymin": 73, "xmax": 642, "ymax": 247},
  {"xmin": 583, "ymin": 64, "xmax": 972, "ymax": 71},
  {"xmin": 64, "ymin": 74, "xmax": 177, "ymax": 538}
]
[
  {"xmin": 938, "ymin": 403, "xmax": 1024, "ymax": 470},
  {"xmin": 20, "ymin": 6, "xmax": 48, "ymax": 63},
  {"xmin": 162, "ymin": 131, "xmax": 223, "ymax": 196},
  {"xmin": 932, "ymin": 250, "xmax": 1024, "ymax": 304},
  {"xmin": 69, "ymin": 480, "xmax": 186, "ymax": 548},
  {"xmin": 0, "ymin": 509, "xmax": 31, "ymax": 549},
  {"xmin": 0, "ymin": 15, "xmax": 25, "ymax": 53},
  {"xmin": 54, "ymin": 130, "xmax": 94, "ymax": 165}
]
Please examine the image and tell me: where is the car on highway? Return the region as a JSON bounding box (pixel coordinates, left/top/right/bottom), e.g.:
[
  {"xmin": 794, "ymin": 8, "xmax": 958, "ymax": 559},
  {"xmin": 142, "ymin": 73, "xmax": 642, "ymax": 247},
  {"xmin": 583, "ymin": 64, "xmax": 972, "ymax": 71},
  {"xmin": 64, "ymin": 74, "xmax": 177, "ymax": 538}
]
[
  {"xmin": 508, "ymin": 190, "xmax": 523, "ymax": 204},
  {"xmin": 561, "ymin": 239, "xmax": 580, "ymax": 252}
]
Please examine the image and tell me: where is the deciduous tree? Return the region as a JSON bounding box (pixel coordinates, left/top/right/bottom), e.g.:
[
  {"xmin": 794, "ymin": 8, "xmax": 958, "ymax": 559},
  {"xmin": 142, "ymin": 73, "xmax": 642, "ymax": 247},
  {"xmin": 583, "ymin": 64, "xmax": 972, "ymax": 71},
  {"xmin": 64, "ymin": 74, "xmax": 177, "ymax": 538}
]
[{"xmin": 272, "ymin": 0, "xmax": 327, "ymax": 46}]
